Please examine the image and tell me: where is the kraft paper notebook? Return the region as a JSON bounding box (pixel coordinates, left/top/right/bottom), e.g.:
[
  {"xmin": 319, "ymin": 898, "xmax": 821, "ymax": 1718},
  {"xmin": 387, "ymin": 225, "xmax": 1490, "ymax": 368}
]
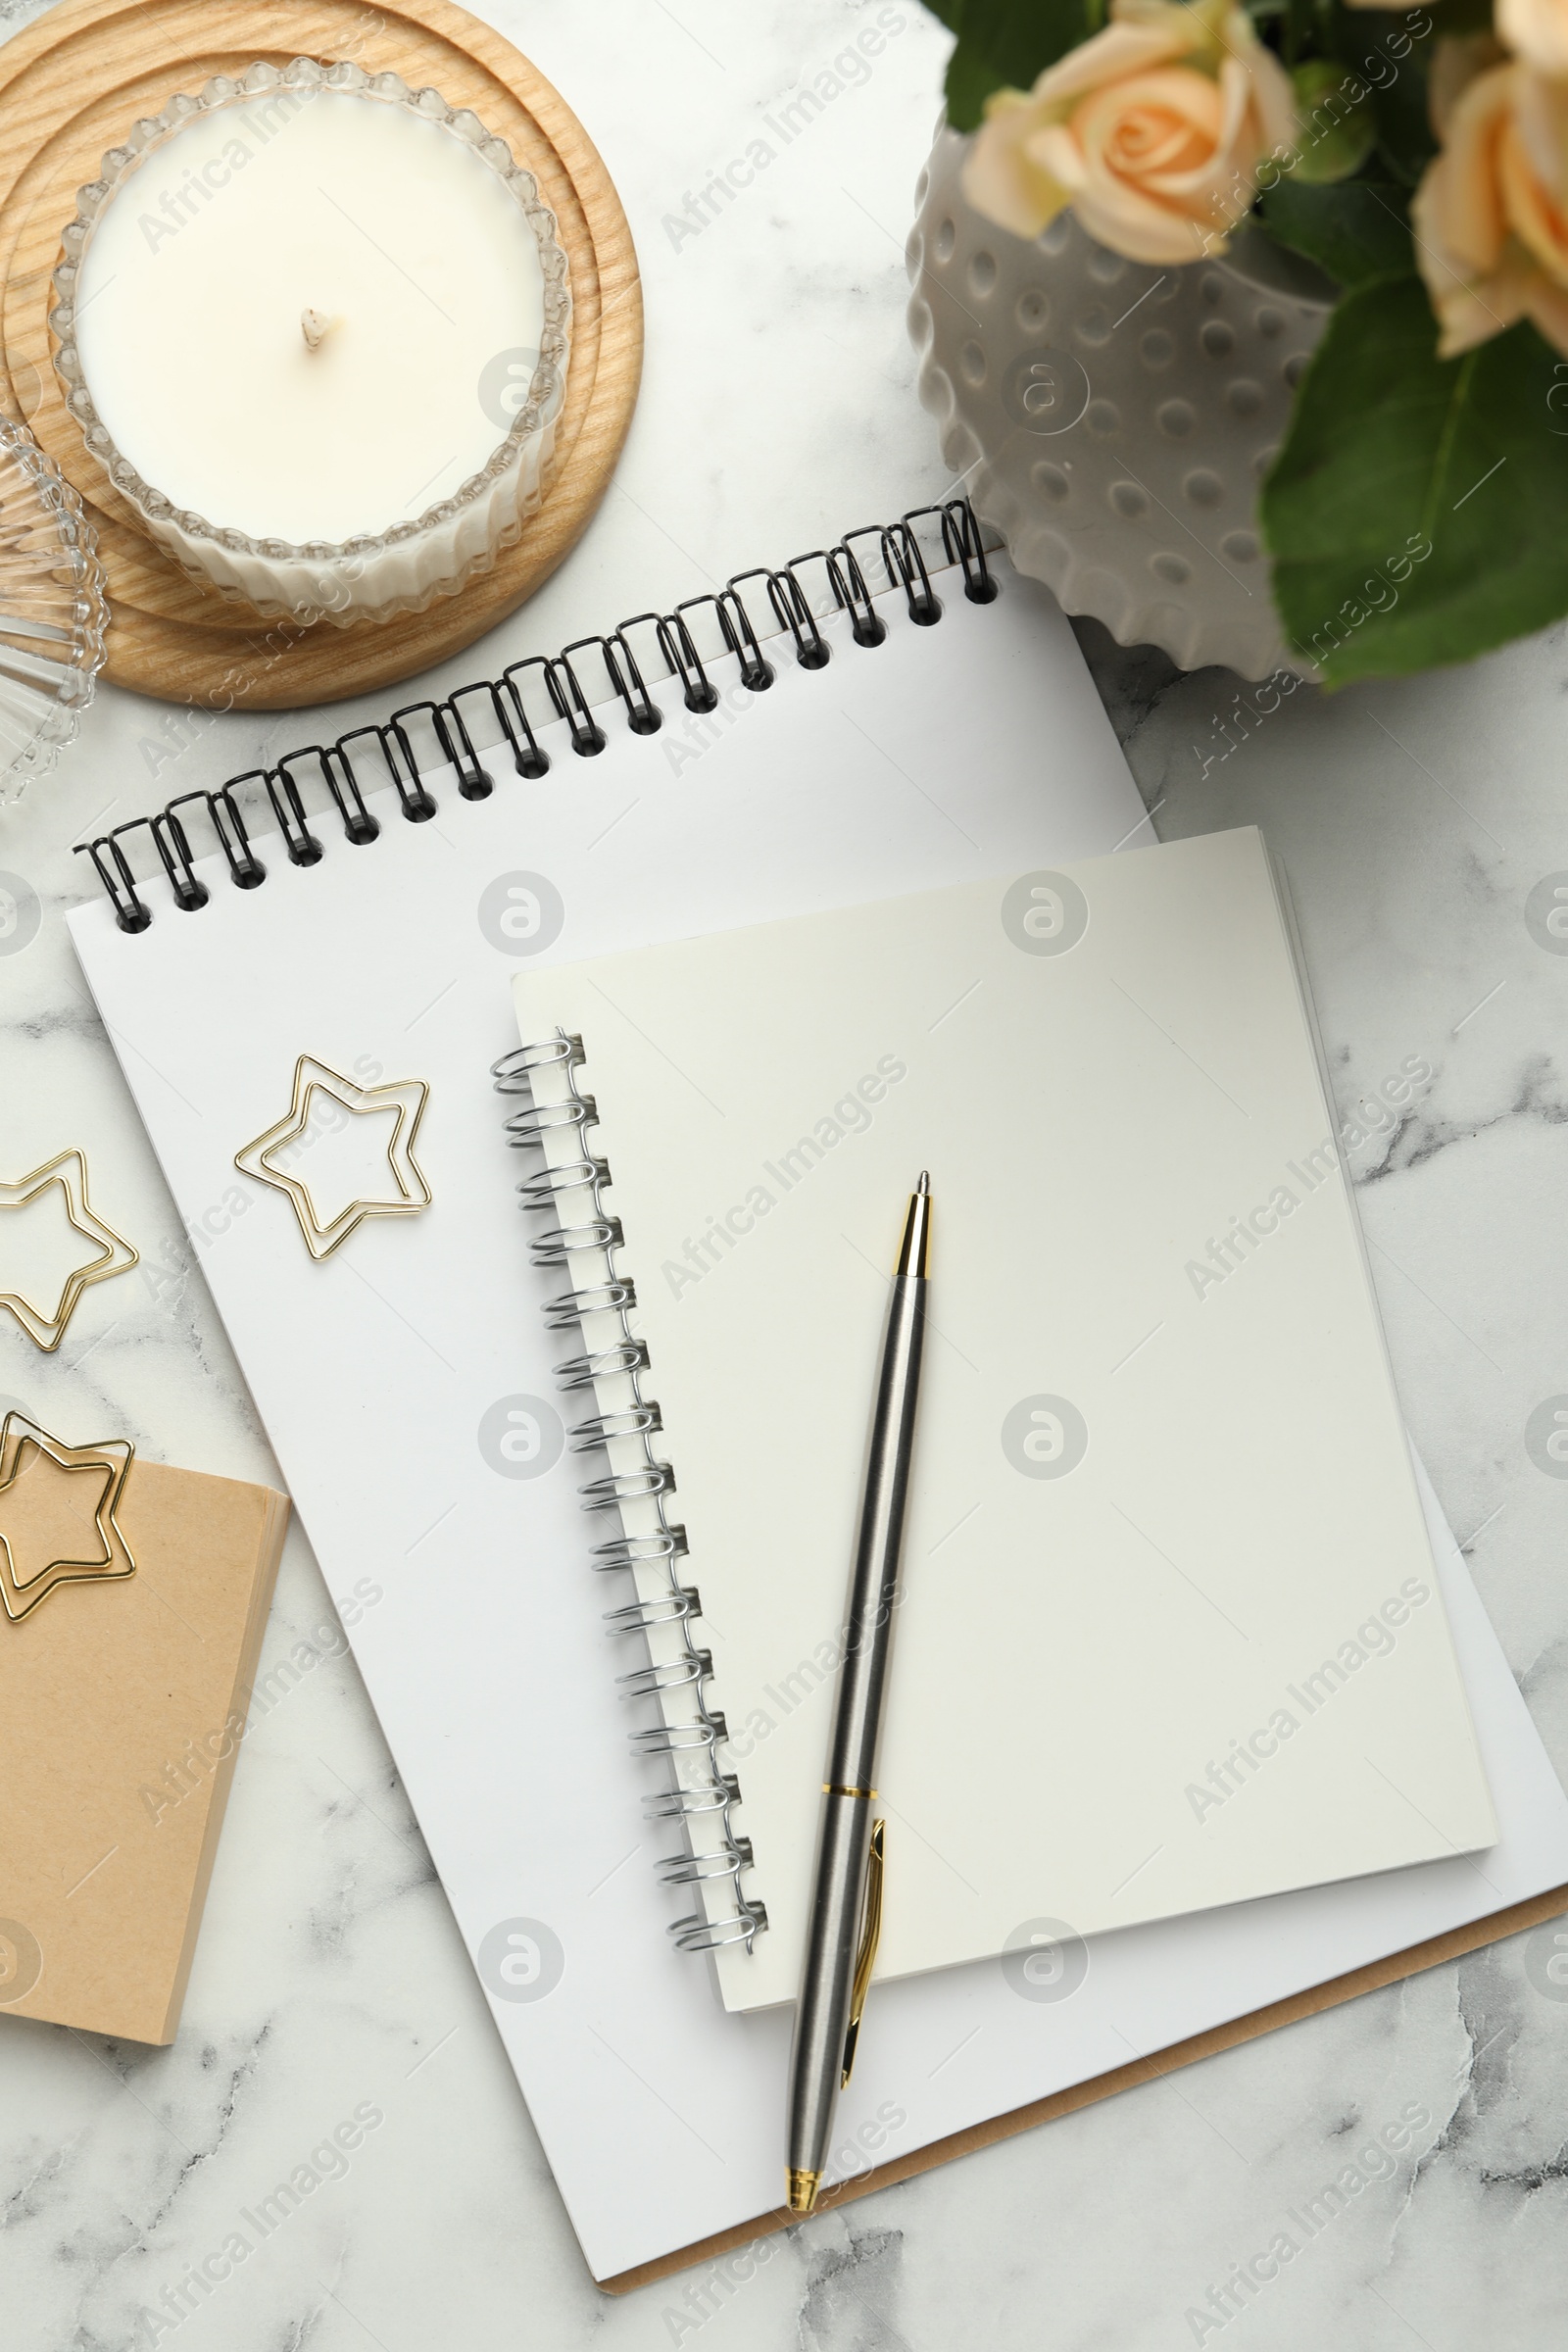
[
  {"xmin": 63, "ymin": 514, "xmax": 1568, "ymax": 2281},
  {"xmin": 0, "ymin": 1439, "xmax": 288, "ymax": 2043},
  {"xmin": 510, "ymin": 833, "xmax": 1498, "ymax": 2011}
]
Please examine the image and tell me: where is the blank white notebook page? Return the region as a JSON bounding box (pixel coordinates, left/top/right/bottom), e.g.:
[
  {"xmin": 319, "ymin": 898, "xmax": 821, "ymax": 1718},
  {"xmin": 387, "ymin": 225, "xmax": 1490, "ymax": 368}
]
[{"xmin": 515, "ymin": 828, "xmax": 1497, "ymax": 2012}]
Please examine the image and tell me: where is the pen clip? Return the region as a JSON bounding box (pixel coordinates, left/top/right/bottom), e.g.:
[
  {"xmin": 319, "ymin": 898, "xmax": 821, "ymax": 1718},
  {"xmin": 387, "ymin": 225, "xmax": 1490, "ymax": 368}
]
[{"xmin": 840, "ymin": 1818, "xmax": 886, "ymax": 2087}]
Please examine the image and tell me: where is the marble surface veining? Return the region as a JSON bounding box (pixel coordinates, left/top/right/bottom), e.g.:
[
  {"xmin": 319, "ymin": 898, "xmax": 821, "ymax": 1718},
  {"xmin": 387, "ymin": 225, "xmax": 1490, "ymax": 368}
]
[{"xmin": 3, "ymin": 2, "xmax": 1568, "ymax": 2346}]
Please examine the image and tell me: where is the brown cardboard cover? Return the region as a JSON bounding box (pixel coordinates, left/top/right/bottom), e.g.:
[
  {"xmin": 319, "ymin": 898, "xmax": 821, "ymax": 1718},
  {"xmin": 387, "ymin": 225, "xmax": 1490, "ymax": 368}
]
[
  {"xmin": 603, "ymin": 1881, "xmax": 1568, "ymax": 2294},
  {"xmin": 0, "ymin": 1446, "xmax": 288, "ymax": 2044}
]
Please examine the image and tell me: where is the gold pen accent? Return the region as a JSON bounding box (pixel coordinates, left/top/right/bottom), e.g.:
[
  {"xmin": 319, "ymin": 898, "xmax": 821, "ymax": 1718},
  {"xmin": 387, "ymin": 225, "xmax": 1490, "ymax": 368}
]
[
  {"xmin": 894, "ymin": 1173, "xmax": 931, "ymax": 1279},
  {"xmin": 840, "ymin": 1819, "xmax": 886, "ymax": 2087},
  {"xmin": 821, "ymin": 1784, "xmax": 878, "ymax": 1799},
  {"xmin": 786, "ymin": 2167, "xmax": 821, "ymax": 2215}
]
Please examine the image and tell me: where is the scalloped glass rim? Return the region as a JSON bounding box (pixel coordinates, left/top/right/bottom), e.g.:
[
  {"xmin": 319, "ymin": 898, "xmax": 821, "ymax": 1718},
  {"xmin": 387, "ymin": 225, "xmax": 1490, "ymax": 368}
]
[
  {"xmin": 0, "ymin": 416, "xmax": 108, "ymax": 797},
  {"xmin": 47, "ymin": 57, "xmax": 572, "ymax": 576}
]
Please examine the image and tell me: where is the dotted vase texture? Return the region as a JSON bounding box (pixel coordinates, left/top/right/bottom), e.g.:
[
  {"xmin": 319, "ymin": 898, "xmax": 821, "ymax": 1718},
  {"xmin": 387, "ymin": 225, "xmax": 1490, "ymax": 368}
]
[{"xmin": 906, "ymin": 127, "xmax": 1332, "ymax": 679}]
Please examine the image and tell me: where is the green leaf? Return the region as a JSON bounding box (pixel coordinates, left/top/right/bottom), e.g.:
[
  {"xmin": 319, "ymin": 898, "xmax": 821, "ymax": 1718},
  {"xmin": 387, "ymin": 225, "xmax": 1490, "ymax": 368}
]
[
  {"xmin": 939, "ymin": 0, "xmax": 1096, "ymax": 129},
  {"xmin": 1258, "ymin": 177, "xmax": 1413, "ymax": 286},
  {"xmin": 1262, "ymin": 279, "xmax": 1568, "ymax": 682}
]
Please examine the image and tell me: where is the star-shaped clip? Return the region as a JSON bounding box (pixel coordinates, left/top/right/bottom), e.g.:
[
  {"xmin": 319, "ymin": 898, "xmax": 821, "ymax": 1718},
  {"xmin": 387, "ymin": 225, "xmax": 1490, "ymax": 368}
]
[
  {"xmin": 234, "ymin": 1056, "xmax": 432, "ymax": 1262},
  {"xmin": 0, "ymin": 1150, "xmax": 139, "ymax": 1351},
  {"xmin": 0, "ymin": 1410, "xmax": 135, "ymax": 1623}
]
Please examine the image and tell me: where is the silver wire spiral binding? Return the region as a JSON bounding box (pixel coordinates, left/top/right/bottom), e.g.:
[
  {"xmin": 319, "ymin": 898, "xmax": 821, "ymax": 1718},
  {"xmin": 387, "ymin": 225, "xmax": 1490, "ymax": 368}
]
[{"xmin": 491, "ymin": 1028, "xmax": 767, "ymax": 1955}]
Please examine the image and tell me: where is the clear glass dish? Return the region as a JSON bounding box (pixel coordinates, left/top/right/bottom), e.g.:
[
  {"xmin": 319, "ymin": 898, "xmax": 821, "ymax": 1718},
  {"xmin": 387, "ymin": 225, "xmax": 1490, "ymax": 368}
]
[{"xmin": 0, "ymin": 416, "xmax": 108, "ymax": 802}]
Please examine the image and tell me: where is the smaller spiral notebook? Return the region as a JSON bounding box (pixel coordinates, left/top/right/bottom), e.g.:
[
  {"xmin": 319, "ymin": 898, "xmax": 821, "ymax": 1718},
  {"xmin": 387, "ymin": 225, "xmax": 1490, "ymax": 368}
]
[{"xmin": 508, "ymin": 829, "xmax": 1497, "ymax": 2011}]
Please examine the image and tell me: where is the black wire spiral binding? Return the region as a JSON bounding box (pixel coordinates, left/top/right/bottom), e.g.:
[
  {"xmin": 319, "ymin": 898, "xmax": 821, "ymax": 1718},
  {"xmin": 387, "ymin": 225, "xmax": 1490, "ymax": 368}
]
[{"xmin": 73, "ymin": 500, "xmax": 994, "ymax": 932}]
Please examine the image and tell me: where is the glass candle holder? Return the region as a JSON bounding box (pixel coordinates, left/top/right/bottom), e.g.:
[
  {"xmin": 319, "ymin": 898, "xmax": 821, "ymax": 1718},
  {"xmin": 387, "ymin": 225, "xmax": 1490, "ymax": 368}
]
[
  {"xmin": 0, "ymin": 417, "xmax": 108, "ymax": 801},
  {"xmin": 49, "ymin": 58, "xmax": 571, "ymax": 626}
]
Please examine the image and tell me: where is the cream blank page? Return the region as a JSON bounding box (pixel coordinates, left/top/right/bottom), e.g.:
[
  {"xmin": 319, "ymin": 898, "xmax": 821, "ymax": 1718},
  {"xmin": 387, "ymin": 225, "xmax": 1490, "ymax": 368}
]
[{"xmin": 517, "ymin": 829, "xmax": 1495, "ymax": 2011}]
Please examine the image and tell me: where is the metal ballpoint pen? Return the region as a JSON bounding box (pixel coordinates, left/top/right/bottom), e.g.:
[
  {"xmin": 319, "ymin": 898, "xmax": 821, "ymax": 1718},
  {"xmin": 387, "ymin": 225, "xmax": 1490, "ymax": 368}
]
[{"xmin": 786, "ymin": 1171, "xmax": 931, "ymax": 2216}]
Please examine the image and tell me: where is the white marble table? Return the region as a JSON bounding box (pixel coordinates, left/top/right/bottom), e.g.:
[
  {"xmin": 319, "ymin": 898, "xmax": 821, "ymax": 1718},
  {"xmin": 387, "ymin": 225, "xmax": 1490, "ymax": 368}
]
[{"xmin": 4, "ymin": 1, "xmax": 1568, "ymax": 2345}]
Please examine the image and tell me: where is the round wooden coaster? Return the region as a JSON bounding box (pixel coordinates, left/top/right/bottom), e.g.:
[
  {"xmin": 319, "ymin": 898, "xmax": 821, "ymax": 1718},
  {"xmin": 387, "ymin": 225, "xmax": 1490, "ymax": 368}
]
[{"xmin": 0, "ymin": 0, "xmax": 641, "ymax": 709}]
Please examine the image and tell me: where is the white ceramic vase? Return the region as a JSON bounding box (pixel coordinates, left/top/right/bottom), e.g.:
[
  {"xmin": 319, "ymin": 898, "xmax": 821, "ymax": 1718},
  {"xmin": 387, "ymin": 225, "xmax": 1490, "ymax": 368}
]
[{"xmin": 906, "ymin": 125, "xmax": 1335, "ymax": 679}]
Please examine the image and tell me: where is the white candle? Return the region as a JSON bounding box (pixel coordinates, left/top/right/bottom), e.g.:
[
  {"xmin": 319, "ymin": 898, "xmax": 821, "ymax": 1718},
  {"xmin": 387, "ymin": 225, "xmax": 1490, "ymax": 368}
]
[{"xmin": 51, "ymin": 61, "xmax": 570, "ymax": 623}]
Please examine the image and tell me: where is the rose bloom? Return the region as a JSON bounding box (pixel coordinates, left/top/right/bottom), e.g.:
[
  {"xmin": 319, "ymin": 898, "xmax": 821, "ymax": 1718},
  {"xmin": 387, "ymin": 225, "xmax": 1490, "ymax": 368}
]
[
  {"xmin": 1411, "ymin": 45, "xmax": 1568, "ymax": 357},
  {"xmin": 962, "ymin": 0, "xmax": 1297, "ymax": 266},
  {"xmin": 1496, "ymin": 0, "xmax": 1568, "ymax": 75}
]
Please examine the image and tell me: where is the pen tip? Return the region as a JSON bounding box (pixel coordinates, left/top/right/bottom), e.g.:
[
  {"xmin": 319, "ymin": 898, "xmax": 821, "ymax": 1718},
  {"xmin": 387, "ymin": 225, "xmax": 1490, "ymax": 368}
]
[{"xmin": 917, "ymin": 1170, "xmax": 930, "ymax": 1194}]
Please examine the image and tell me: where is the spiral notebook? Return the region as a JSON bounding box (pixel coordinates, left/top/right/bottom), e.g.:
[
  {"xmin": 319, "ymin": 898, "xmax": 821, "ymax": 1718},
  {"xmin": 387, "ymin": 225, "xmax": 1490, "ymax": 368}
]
[
  {"xmin": 65, "ymin": 512, "xmax": 1568, "ymax": 2283},
  {"xmin": 508, "ymin": 832, "xmax": 1498, "ymax": 2010}
]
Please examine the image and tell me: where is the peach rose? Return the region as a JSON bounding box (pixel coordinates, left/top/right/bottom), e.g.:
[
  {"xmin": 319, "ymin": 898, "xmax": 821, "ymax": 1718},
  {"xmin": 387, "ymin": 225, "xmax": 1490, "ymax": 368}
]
[
  {"xmin": 1411, "ymin": 50, "xmax": 1568, "ymax": 357},
  {"xmin": 1497, "ymin": 0, "xmax": 1568, "ymax": 74},
  {"xmin": 962, "ymin": 0, "xmax": 1297, "ymax": 266}
]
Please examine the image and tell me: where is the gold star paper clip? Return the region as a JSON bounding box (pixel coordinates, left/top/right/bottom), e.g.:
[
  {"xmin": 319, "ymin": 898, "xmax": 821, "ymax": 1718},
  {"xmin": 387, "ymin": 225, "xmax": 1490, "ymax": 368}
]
[
  {"xmin": 234, "ymin": 1056, "xmax": 432, "ymax": 1262},
  {"xmin": 0, "ymin": 1150, "xmax": 139, "ymax": 1351},
  {"xmin": 0, "ymin": 1410, "xmax": 135, "ymax": 1624}
]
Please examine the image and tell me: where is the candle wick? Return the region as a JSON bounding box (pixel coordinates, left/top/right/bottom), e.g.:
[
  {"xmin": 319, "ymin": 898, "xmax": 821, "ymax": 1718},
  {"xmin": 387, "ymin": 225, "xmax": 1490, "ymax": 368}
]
[{"xmin": 301, "ymin": 307, "xmax": 336, "ymax": 353}]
